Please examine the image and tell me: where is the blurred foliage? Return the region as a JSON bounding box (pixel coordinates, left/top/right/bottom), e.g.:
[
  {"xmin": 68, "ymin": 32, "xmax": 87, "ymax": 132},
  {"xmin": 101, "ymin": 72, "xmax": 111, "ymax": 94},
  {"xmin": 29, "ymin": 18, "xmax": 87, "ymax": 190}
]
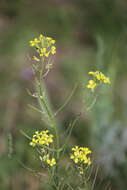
[{"xmin": 1, "ymin": 0, "xmax": 127, "ymax": 189}]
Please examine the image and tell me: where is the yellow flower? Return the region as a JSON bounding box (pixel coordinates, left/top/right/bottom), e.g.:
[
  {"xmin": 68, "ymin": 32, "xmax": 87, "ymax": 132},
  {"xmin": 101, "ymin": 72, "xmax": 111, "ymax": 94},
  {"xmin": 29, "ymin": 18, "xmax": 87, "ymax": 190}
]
[
  {"xmin": 29, "ymin": 130, "xmax": 53, "ymax": 147},
  {"xmin": 29, "ymin": 34, "xmax": 56, "ymax": 58},
  {"xmin": 46, "ymin": 158, "xmax": 56, "ymax": 166},
  {"xmin": 87, "ymin": 71, "xmax": 111, "ymax": 91},
  {"xmin": 46, "ymin": 37, "xmax": 52, "ymax": 41},
  {"xmin": 87, "ymin": 80, "xmax": 97, "ymax": 91},
  {"xmin": 29, "ymin": 38, "xmax": 40, "ymax": 47},
  {"xmin": 51, "ymin": 40, "xmax": 55, "ymax": 44},
  {"xmin": 51, "ymin": 46, "xmax": 56, "ymax": 54},
  {"xmin": 103, "ymin": 77, "xmax": 110, "ymax": 84},
  {"xmin": 88, "ymin": 71, "xmax": 111, "ymax": 84},
  {"xmin": 40, "ymin": 154, "xmax": 56, "ymax": 167},
  {"xmin": 41, "ymin": 48, "xmax": 46, "ymax": 53},
  {"xmin": 45, "ymin": 51, "xmax": 50, "ymax": 57},
  {"xmin": 70, "ymin": 146, "xmax": 92, "ymax": 166},
  {"xmin": 39, "ymin": 34, "xmax": 43, "ymax": 40}
]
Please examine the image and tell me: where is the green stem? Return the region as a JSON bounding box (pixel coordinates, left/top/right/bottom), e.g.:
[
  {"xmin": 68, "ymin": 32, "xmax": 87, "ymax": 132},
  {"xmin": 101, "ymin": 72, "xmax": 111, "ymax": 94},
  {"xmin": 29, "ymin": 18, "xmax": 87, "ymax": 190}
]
[
  {"xmin": 54, "ymin": 83, "xmax": 78, "ymax": 117},
  {"xmin": 34, "ymin": 59, "xmax": 61, "ymax": 188},
  {"xmin": 36, "ymin": 74, "xmax": 60, "ymax": 160}
]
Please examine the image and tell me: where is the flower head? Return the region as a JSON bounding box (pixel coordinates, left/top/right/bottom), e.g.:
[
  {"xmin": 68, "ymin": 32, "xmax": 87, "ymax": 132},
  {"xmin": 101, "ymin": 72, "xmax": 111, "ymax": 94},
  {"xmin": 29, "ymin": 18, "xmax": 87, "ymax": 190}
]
[
  {"xmin": 29, "ymin": 130, "xmax": 53, "ymax": 147},
  {"xmin": 87, "ymin": 80, "xmax": 97, "ymax": 91},
  {"xmin": 88, "ymin": 71, "xmax": 110, "ymax": 84},
  {"xmin": 87, "ymin": 71, "xmax": 110, "ymax": 91},
  {"xmin": 40, "ymin": 154, "xmax": 56, "ymax": 167},
  {"xmin": 29, "ymin": 34, "xmax": 56, "ymax": 58},
  {"xmin": 46, "ymin": 158, "xmax": 56, "ymax": 166},
  {"xmin": 70, "ymin": 146, "xmax": 92, "ymax": 166}
]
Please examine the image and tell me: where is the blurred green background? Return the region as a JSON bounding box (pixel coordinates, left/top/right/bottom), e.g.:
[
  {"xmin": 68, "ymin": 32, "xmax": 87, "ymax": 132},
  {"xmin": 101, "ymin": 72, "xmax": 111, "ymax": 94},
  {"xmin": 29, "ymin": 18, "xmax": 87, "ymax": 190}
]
[{"xmin": 1, "ymin": 0, "xmax": 127, "ymax": 189}]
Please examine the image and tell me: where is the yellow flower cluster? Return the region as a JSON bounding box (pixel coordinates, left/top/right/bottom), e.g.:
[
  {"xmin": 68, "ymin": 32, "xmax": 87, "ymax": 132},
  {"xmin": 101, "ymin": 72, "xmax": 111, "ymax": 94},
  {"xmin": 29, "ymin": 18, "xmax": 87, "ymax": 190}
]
[
  {"xmin": 29, "ymin": 130, "xmax": 53, "ymax": 147},
  {"xmin": 40, "ymin": 154, "xmax": 56, "ymax": 167},
  {"xmin": 30, "ymin": 130, "xmax": 56, "ymax": 167},
  {"xmin": 88, "ymin": 71, "xmax": 110, "ymax": 83},
  {"xmin": 29, "ymin": 34, "xmax": 56, "ymax": 58},
  {"xmin": 87, "ymin": 71, "xmax": 110, "ymax": 91},
  {"xmin": 47, "ymin": 158, "xmax": 56, "ymax": 166},
  {"xmin": 70, "ymin": 146, "xmax": 92, "ymax": 165}
]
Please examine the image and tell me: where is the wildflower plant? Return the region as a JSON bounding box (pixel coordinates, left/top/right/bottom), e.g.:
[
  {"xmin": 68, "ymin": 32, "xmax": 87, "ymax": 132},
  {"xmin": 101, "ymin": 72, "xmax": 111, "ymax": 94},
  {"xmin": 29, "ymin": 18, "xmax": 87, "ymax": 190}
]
[{"xmin": 22, "ymin": 33, "xmax": 111, "ymax": 189}]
